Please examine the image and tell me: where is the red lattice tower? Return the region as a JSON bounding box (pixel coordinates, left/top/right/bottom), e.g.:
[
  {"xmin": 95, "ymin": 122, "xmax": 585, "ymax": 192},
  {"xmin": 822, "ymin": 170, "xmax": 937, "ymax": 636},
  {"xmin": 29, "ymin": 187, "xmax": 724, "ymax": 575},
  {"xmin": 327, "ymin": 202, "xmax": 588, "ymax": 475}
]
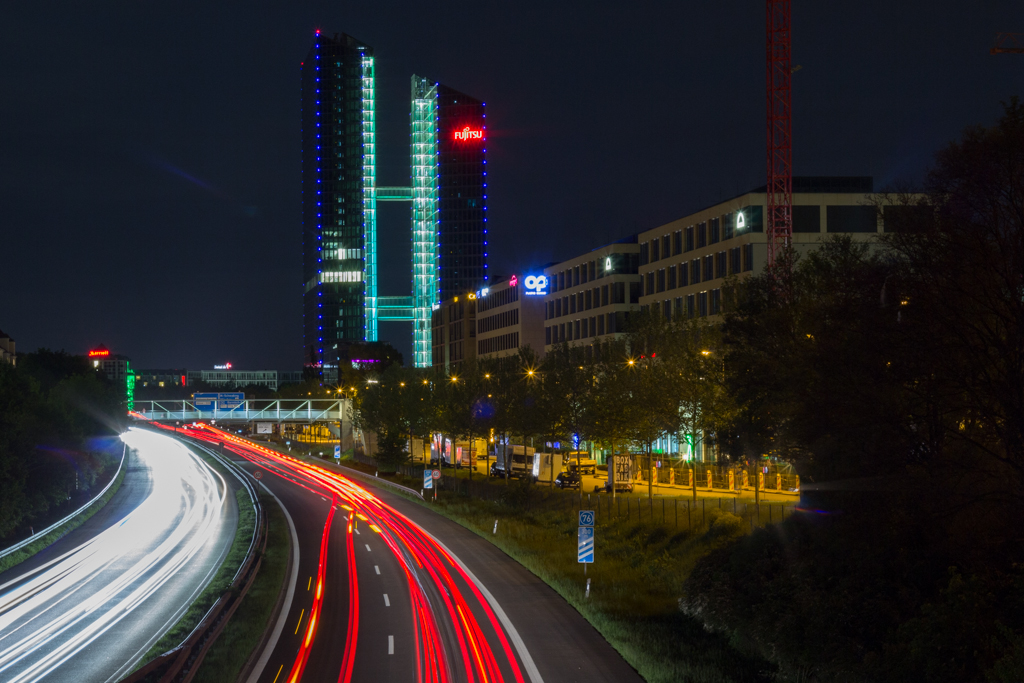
[{"xmin": 766, "ymin": 0, "xmax": 793, "ymax": 269}]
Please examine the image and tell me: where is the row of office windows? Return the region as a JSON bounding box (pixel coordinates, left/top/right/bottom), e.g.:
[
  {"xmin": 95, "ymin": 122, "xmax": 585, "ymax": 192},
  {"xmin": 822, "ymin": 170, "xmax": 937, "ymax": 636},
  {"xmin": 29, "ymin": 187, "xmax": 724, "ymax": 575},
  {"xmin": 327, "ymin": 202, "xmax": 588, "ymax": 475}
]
[
  {"xmin": 478, "ymin": 332, "xmax": 519, "ymax": 355},
  {"xmin": 478, "ymin": 308, "xmax": 519, "ymax": 334},
  {"xmin": 643, "ymin": 288, "xmax": 722, "ymax": 319},
  {"xmin": 640, "ymin": 211, "xmax": 757, "ymax": 265},
  {"xmin": 545, "ymin": 312, "xmax": 627, "ymax": 345},
  {"xmin": 548, "ymin": 253, "xmax": 639, "ymax": 293},
  {"xmin": 643, "ymin": 245, "xmax": 753, "ymax": 295},
  {"xmin": 477, "ymin": 286, "xmax": 517, "ymax": 312},
  {"xmin": 546, "ymin": 282, "xmax": 640, "ymax": 320}
]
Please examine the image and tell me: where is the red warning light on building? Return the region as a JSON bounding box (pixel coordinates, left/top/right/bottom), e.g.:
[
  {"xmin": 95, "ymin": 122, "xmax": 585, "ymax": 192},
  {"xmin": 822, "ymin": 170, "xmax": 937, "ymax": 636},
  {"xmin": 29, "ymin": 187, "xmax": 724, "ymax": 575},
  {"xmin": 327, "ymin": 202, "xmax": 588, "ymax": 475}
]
[{"xmin": 453, "ymin": 126, "xmax": 484, "ymax": 141}]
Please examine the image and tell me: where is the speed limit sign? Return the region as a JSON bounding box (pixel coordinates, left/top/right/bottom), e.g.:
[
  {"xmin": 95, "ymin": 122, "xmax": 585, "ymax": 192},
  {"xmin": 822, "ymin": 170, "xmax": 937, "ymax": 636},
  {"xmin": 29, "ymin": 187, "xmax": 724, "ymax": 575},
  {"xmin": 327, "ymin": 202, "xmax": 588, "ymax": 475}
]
[
  {"xmin": 253, "ymin": 470, "xmax": 263, "ymax": 480},
  {"xmin": 432, "ymin": 469, "xmax": 441, "ymax": 480}
]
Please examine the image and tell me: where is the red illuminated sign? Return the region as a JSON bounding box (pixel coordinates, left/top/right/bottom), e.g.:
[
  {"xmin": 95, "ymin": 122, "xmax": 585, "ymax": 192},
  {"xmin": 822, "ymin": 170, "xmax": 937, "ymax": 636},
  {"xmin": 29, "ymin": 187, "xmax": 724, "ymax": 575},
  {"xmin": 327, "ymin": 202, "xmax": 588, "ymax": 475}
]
[
  {"xmin": 88, "ymin": 349, "xmax": 109, "ymax": 358},
  {"xmin": 509, "ymin": 275, "xmax": 518, "ymax": 287},
  {"xmin": 453, "ymin": 126, "xmax": 484, "ymax": 141}
]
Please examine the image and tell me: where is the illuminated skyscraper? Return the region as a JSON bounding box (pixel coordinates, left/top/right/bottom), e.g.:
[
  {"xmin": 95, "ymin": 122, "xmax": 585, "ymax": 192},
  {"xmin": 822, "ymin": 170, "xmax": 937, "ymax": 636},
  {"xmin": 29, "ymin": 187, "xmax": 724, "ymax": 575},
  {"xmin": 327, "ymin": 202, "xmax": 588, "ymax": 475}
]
[
  {"xmin": 302, "ymin": 32, "xmax": 487, "ymax": 373},
  {"xmin": 301, "ymin": 32, "xmax": 375, "ymax": 376}
]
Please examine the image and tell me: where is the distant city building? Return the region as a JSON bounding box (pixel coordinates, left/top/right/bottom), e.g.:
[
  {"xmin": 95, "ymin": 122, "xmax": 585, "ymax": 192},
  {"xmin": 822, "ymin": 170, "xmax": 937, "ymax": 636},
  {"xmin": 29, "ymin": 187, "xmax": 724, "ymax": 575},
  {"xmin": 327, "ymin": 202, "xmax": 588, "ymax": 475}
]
[
  {"xmin": 0, "ymin": 329, "xmax": 15, "ymax": 366},
  {"xmin": 278, "ymin": 371, "xmax": 305, "ymax": 385},
  {"xmin": 88, "ymin": 345, "xmax": 134, "ymax": 409},
  {"xmin": 636, "ymin": 177, "xmax": 884, "ymax": 318},
  {"xmin": 475, "ymin": 275, "xmax": 545, "ymax": 361},
  {"xmin": 186, "ymin": 370, "xmax": 279, "ymax": 391},
  {"xmin": 135, "ymin": 370, "xmax": 188, "ymax": 388},
  {"xmin": 543, "ymin": 236, "xmax": 642, "ymax": 356}
]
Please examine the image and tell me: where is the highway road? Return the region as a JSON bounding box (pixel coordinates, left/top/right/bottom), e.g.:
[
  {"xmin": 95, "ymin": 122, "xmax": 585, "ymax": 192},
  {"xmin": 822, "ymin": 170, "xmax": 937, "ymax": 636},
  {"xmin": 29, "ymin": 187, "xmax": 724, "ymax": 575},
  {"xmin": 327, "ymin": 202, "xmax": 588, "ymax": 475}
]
[
  {"xmin": 0, "ymin": 428, "xmax": 238, "ymax": 683},
  {"xmin": 187, "ymin": 425, "xmax": 641, "ymax": 683}
]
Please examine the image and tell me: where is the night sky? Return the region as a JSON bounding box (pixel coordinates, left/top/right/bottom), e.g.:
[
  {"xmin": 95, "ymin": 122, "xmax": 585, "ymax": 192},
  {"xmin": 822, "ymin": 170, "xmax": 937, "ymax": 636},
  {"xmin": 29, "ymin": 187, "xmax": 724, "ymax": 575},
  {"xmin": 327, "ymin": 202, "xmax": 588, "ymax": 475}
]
[{"xmin": 2, "ymin": 1, "xmax": 1021, "ymax": 370}]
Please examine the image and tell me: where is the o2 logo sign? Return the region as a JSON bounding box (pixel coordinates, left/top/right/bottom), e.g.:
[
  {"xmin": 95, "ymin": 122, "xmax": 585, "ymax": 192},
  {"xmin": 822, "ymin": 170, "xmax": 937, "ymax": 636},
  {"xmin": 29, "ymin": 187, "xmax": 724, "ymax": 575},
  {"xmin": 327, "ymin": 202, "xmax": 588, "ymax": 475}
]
[{"xmin": 523, "ymin": 274, "xmax": 548, "ymax": 296}]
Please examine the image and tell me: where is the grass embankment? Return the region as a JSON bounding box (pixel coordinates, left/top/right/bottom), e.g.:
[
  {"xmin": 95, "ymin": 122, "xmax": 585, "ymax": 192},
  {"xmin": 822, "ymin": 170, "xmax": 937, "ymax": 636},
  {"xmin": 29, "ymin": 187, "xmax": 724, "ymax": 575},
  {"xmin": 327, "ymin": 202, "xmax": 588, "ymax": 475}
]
[
  {"xmin": 192, "ymin": 494, "xmax": 289, "ymax": 683},
  {"xmin": 135, "ymin": 449, "xmax": 257, "ymax": 670},
  {"xmin": 0, "ymin": 455, "xmax": 127, "ymax": 575},
  {"xmin": 425, "ymin": 487, "xmax": 776, "ymax": 683}
]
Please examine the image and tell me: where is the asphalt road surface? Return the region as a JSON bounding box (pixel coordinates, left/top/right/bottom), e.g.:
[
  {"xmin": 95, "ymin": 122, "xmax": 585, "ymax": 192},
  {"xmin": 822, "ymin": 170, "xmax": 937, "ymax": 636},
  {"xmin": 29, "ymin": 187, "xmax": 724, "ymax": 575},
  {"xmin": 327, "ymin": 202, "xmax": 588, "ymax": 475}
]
[
  {"xmin": 0, "ymin": 428, "xmax": 237, "ymax": 683},
  {"xmin": 187, "ymin": 425, "xmax": 641, "ymax": 683}
]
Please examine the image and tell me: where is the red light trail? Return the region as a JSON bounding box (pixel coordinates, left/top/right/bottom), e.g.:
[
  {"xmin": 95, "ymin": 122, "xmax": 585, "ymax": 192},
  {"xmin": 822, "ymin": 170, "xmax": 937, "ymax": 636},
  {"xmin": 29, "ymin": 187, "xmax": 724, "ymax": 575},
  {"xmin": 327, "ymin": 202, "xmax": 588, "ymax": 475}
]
[{"xmin": 165, "ymin": 423, "xmax": 526, "ymax": 683}]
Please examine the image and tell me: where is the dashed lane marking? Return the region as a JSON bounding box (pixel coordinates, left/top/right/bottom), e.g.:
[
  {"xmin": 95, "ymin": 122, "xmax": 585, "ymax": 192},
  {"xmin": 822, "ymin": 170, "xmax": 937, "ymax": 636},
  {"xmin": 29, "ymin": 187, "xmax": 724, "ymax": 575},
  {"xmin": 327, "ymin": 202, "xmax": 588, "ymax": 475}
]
[
  {"xmin": 383, "ymin": 593, "xmax": 390, "ymax": 607},
  {"xmin": 365, "ymin": 544, "xmax": 372, "ymax": 552},
  {"xmin": 388, "ymin": 635, "xmax": 394, "ymax": 655},
  {"xmin": 374, "ymin": 565, "xmax": 380, "ymax": 575}
]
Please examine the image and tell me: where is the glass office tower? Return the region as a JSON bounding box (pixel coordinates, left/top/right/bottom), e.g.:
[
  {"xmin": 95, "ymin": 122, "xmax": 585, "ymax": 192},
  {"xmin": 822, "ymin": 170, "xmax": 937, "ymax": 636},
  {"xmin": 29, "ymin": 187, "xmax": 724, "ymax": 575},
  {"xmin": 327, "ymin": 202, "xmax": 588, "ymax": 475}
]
[
  {"xmin": 301, "ymin": 32, "xmax": 376, "ymax": 378},
  {"xmin": 436, "ymin": 85, "xmax": 488, "ymax": 303}
]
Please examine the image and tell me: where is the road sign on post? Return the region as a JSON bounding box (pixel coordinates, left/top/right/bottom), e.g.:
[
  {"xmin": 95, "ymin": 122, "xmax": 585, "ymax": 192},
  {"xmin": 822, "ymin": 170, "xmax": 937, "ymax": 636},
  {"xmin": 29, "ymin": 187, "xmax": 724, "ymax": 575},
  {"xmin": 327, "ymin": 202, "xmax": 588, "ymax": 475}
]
[
  {"xmin": 334, "ymin": 445, "xmax": 341, "ymax": 461},
  {"xmin": 578, "ymin": 509, "xmax": 595, "ymax": 566},
  {"xmin": 424, "ymin": 470, "xmax": 433, "ymax": 489},
  {"xmin": 577, "ymin": 527, "xmax": 595, "ymax": 564},
  {"xmin": 432, "ymin": 469, "xmax": 441, "ymax": 480}
]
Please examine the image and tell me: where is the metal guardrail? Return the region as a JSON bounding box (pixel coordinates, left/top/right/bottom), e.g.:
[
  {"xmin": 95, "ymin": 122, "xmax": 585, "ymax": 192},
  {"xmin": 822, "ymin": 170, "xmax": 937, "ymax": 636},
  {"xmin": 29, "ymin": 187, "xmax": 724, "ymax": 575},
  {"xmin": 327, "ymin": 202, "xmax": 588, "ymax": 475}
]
[
  {"xmin": 0, "ymin": 443, "xmax": 127, "ymax": 561},
  {"xmin": 131, "ymin": 399, "xmax": 347, "ymax": 424}
]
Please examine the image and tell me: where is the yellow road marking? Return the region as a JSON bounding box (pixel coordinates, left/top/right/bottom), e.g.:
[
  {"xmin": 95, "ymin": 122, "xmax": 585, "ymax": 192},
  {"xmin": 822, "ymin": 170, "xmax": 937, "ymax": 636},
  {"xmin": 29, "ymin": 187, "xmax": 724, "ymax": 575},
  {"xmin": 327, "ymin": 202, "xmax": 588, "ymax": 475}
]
[
  {"xmin": 272, "ymin": 664, "xmax": 284, "ymax": 683},
  {"xmin": 294, "ymin": 608, "xmax": 305, "ymax": 634}
]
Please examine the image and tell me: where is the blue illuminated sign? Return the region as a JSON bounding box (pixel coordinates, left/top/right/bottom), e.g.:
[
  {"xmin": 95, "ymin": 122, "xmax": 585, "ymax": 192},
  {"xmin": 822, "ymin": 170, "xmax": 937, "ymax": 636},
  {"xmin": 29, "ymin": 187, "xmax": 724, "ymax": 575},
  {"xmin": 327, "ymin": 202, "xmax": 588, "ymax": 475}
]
[{"xmin": 523, "ymin": 275, "xmax": 548, "ymax": 296}]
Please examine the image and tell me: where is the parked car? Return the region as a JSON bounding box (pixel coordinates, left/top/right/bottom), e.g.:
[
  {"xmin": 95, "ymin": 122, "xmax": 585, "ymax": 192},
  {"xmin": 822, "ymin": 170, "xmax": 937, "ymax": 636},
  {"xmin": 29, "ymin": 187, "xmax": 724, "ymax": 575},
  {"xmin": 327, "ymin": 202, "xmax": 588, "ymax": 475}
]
[{"xmin": 555, "ymin": 471, "xmax": 581, "ymax": 490}]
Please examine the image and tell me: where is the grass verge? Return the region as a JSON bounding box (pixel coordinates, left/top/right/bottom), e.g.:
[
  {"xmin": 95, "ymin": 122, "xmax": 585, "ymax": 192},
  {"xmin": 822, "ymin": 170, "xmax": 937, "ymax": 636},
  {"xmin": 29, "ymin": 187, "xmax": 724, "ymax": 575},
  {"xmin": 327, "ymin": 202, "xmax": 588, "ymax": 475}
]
[
  {"xmin": 0, "ymin": 456, "xmax": 127, "ymax": 575},
  {"xmin": 192, "ymin": 493, "xmax": 289, "ymax": 683},
  {"xmin": 419, "ymin": 491, "xmax": 776, "ymax": 683}
]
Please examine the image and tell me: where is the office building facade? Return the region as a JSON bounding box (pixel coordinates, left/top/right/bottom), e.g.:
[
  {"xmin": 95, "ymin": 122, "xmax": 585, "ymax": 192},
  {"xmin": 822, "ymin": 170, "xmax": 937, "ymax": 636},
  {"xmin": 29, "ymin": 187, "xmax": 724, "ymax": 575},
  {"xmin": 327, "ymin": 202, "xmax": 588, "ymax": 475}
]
[
  {"xmin": 636, "ymin": 177, "xmax": 883, "ymax": 318},
  {"xmin": 475, "ymin": 275, "xmax": 545, "ymax": 361},
  {"xmin": 543, "ymin": 238, "xmax": 642, "ymax": 355},
  {"xmin": 301, "ymin": 32, "xmax": 376, "ymax": 376}
]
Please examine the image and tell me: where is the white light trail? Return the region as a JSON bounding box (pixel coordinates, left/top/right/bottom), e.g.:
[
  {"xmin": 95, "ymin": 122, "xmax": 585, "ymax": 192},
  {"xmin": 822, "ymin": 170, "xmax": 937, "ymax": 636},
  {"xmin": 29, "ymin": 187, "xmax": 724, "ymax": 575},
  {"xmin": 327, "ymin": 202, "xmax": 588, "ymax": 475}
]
[{"xmin": 0, "ymin": 429, "xmax": 227, "ymax": 682}]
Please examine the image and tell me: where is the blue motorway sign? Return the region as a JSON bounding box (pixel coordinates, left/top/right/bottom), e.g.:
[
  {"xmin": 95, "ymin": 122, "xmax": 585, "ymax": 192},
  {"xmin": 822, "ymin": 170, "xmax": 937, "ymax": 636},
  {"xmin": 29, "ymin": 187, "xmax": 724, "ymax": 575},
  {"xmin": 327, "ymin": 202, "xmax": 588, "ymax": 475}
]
[
  {"xmin": 194, "ymin": 393, "xmax": 218, "ymax": 412},
  {"xmin": 578, "ymin": 526, "xmax": 595, "ymax": 563},
  {"xmin": 578, "ymin": 510, "xmax": 595, "ymax": 527},
  {"xmin": 423, "ymin": 470, "xmax": 433, "ymax": 490},
  {"xmin": 217, "ymin": 392, "xmax": 244, "ymax": 411}
]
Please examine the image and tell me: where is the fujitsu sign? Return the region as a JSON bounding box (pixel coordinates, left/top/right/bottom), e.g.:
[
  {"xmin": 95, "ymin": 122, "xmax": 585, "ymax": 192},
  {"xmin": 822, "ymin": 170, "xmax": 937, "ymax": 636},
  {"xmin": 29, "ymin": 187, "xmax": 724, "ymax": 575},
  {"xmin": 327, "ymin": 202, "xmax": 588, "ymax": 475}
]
[{"xmin": 453, "ymin": 126, "xmax": 484, "ymax": 141}]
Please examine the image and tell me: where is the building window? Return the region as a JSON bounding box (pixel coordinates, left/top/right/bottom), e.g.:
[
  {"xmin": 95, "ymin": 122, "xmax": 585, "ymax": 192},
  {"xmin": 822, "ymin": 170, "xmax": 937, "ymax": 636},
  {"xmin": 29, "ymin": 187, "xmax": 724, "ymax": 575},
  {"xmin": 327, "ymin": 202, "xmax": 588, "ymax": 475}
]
[
  {"xmin": 585, "ymin": 289, "xmax": 592, "ymax": 310},
  {"xmin": 573, "ymin": 266, "xmax": 580, "ymax": 286},
  {"xmin": 698, "ymin": 291, "xmax": 708, "ymax": 317},
  {"xmin": 674, "ymin": 297, "xmax": 683, "ymax": 316},
  {"xmin": 581, "ymin": 318, "xmax": 588, "ymax": 338},
  {"xmin": 827, "ymin": 205, "xmax": 876, "ymax": 233},
  {"xmin": 723, "ymin": 214, "xmax": 734, "ymax": 240},
  {"xmin": 704, "ymin": 255, "xmax": 714, "ymax": 281},
  {"xmin": 645, "ymin": 272, "xmax": 655, "ymax": 295},
  {"xmin": 656, "ymin": 269, "xmax": 666, "ymax": 293},
  {"xmin": 650, "ymin": 239, "xmax": 659, "ymax": 262},
  {"xmin": 545, "ymin": 327, "xmax": 551, "ymax": 345},
  {"xmin": 687, "ymin": 294, "xmax": 695, "ymax": 318},
  {"xmin": 729, "ymin": 247, "xmax": 741, "ymax": 275},
  {"xmin": 685, "ymin": 226, "xmax": 695, "ymax": 252},
  {"xmin": 559, "ymin": 272, "xmax": 565, "ymax": 290},
  {"xmin": 661, "ymin": 235, "xmax": 670, "ymax": 259},
  {"xmin": 711, "ymin": 288, "xmax": 721, "ymax": 315},
  {"xmin": 597, "ymin": 315, "xmax": 605, "ymax": 335},
  {"xmin": 574, "ymin": 319, "xmax": 581, "ymax": 339},
  {"xmin": 601, "ymin": 284, "xmax": 609, "ymax": 306},
  {"xmin": 679, "ymin": 262, "xmax": 688, "ymax": 287},
  {"xmin": 710, "ymin": 218, "xmax": 720, "ymax": 244},
  {"xmin": 662, "ymin": 300, "xmax": 671, "ymax": 318},
  {"xmin": 697, "ymin": 222, "xmax": 707, "ymax": 248},
  {"xmin": 793, "ymin": 205, "xmax": 821, "ymax": 233},
  {"xmin": 613, "ymin": 282, "xmax": 625, "ymax": 304},
  {"xmin": 691, "ymin": 259, "xmax": 700, "ymax": 285},
  {"xmin": 743, "ymin": 243, "xmax": 754, "ymax": 272},
  {"xmin": 667, "ymin": 266, "xmax": 677, "ymax": 290},
  {"xmin": 673, "ymin": 230, "xmax": 683, "ymax": 255},
  {"xmin": 715, "ymin": 251, "xmax": 727, "ymax": 279}
]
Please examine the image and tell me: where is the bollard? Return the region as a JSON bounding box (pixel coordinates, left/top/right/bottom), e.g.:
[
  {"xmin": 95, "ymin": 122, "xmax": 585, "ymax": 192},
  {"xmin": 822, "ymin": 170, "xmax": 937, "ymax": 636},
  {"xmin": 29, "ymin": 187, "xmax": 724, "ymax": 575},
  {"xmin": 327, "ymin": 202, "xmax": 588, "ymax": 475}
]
[
  {"xmin": 493, "ymin": 520, "xmax": 498, "ymax": 534},
  {"xmin": 585, "ymin": 578, "xmax": 591, "ymax": 599}
]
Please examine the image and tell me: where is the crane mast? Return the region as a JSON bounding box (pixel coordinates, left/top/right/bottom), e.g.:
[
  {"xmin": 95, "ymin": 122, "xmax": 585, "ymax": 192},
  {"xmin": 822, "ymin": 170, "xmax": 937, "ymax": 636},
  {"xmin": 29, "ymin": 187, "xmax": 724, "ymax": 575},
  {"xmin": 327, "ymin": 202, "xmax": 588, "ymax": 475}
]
[{"xmin": 766, "ymin": 0, "xmax": 793, "ymax": 269}]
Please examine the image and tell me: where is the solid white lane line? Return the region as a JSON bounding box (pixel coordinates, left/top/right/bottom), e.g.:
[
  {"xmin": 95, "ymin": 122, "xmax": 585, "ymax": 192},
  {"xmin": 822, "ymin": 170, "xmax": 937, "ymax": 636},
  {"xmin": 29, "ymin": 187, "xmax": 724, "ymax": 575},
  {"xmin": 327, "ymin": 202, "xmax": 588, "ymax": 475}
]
[
  {"xmin": 383, "ymin": 594, "xmax": 390, "ymax": 607},
  {"xmin": 246, "ymin": 483, "xmax": 300, "ymax": 683},
  {"xmin": 374, "ymin": 565, "xmax": 380, "ymax": 575},
  {"xmin": 388, "ymin": 635, "xmax": 394, "ymax": 655}
]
